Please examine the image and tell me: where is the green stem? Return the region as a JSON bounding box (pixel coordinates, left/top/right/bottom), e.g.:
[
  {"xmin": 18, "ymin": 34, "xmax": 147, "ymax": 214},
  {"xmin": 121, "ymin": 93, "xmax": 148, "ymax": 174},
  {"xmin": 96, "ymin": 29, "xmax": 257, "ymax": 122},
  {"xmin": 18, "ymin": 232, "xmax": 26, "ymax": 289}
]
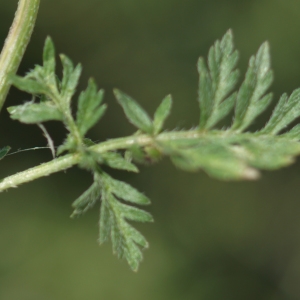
[
  {"xmin": 0, "ymin": 0, "xmax": 40, "ymax": 112},
  {"xmin": 0, "ymin": 130, "xmax": 207, "ymax": 192}
]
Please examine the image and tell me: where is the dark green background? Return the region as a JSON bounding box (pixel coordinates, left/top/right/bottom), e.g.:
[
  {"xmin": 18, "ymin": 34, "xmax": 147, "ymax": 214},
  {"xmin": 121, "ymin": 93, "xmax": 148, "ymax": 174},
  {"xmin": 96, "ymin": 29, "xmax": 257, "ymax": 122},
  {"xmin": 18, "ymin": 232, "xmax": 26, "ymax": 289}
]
[{"xmin": 1, "ymin": 0, "xmax": 300, "ymax": 299}]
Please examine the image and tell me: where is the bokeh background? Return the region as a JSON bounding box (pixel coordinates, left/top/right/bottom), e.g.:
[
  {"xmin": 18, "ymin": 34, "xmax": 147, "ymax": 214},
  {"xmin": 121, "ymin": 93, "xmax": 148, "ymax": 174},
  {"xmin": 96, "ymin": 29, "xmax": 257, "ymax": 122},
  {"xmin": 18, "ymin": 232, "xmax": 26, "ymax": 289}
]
[{"xmin": 1, "ymin": 0, "xmax": 300, "ymax": 299}]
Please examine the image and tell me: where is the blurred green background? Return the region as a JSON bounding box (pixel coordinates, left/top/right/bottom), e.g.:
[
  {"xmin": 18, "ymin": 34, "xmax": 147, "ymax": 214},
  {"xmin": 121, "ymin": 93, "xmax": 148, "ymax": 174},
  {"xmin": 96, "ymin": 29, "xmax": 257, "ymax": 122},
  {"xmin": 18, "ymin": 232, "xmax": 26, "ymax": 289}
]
[{"xmin": 1, "ymin": 0, "xmax": 300, "ymax": 299}]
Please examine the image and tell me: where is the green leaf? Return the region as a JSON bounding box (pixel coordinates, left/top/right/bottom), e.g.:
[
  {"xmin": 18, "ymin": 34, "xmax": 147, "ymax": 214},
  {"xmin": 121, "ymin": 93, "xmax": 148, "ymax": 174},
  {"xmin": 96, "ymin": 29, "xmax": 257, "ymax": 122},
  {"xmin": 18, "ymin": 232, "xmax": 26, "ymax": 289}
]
[
  {"xmin": 198, "ymin": 30, "xmax": 239, "ymax": 129},
  {"xmin": 71, "ymin": 178, "xmax": 101, "ymax": 218},
  {"xmin": 126, "ymin": 226, "xmax": 148, "ymax": 248},
  {"xmin": 91, "ymin": 151, "xmax": 139, "ymax": 173},
  {"xmin": 60, "ymin": 54, "xmax": 82, "ymax": 107},
  {"xmin": 116, "ymin": 202, "xmax": 153, "ymax": 222},
  {"xmin": 261, "ymin": 89, "xmax": 300, "ymax": 135},
  {"xmin": 98, "ymin": 178, "xmax": 152, "ymax": 271},
  {"xmin": 103, "ymin": 174, "xmax": 151, "ymax": 205},
  {"xmin": 160, "ymin": 138, "xmax": 259, "ymax": 180},
  {"xmin": 233, "ymin": 134, "xmax": 300, "ymax": 170},
  {"xmin": 72, "ymin": 172, "xmax": 152, "ymax": 270},
  {"xmin": 43, "ymin": 37, "xmax": 56, "ymax": 86},
  {"xmin": 8, "ymin": 102, "xmax": 63, "ymax": 124},
  {"xmin": 114, "ymin": 89, "xmax": 154, "ymax": 134},
  {"xmin": 159, "ymin": 130, "xmax": 300, "ymax": 180},
  {"xmin": 0, "ymin": 146, "xmax": 10, "ymax": 160},
  {"xmin": 10, "ymin": 75, "xmax": 49, "ymax": 95},
  {"xmin": 76, "ymin": 79, "xmax": 107, "ymax": 136},
  {"xmin": 153, "ymin": 95, "xmax": 172, "ymax": 134},
  {"xmin": 231, "ymin": 42, "xmax": 273, "ymax": 132}
]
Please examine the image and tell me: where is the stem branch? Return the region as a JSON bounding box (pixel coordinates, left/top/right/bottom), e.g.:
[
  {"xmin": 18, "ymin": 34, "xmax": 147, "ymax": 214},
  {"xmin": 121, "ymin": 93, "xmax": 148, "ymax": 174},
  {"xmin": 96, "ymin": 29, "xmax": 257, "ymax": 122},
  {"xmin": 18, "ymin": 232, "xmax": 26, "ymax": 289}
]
[{"xmin": 0, "ymin": 130, "xmax": 207, "ymax": 192}]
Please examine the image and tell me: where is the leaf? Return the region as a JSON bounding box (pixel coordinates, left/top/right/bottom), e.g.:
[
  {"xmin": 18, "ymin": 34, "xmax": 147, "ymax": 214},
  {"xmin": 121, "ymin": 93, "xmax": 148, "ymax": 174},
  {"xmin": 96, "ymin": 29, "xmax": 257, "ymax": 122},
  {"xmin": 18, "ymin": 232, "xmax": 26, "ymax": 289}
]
[
  {"xmin": 159, "ymin": 130, "xmax": 300, "ymax": 181},
  {"xmin": 9, "ymin": 39, "xmax": 58, "ymax": 97},
  {"xmin": 60, "ymin": 54, "xmax": 82, "ymax": 107},
  {"xmin": 153, "ymin": 95, "xmax": 172, "ymax": 134},
  {"xmin": 231, "ymin": 42, "xmax": 273, "ymax": 132},
  {"xmin": 71, "ymin": 178, "xmax": 101, "ymax": 218},
  {"xmin": 233, "ymin": 134, "xmax": 300, "ymax": 170},
  {"xmin": 91, "ymin": 151, "xmax": 139, "ymax": 172},
  {"xmin": 98, "ymin": 175, "xmax": 153, "ymax": 271},
  {"xmin": 76, "ymin": 79, "xmax": 107, "ymax": 136},
  {"xmin": 160, "ymin": 137, "xmax": 259, "ymax": 180},
  {"xmin": 0, "ymin": 146, "xmax": 10, "ymax": 160},
  {"xmin": 8, "ymin": 102, "xmax": 63, "ymax": 123},
  {"xmin": 103, "ymin": 174, "xmax": 151, "ymax": 205},
  {"xmin": 10, "ymin": 75, "xmax": 49, "ymax": 95},
  {"xmin": 11, "ymin": 37, "xmax": 85, "ymax": 139},
  {"xmin": 126, "ymin": 226, "xmax": 149, "ymax": 248},
  {"xmin": 261, "ymin": 89, "xmax": 300, "ymax": 135},
  {"xmin": 114, "ymin": 89, "xmax": 154, "ymax": 134},
  {"xmin": 71, "ymin": 172, "xmax": 152, "ymax": 271},
  {"xmin": 115, "ymin": 201, "xmax": 153, "ymax": 222},
  {"xmin": 198, "ymin": 30, "xmax": 239, "ymax": 129},
  {"xmin": 42, "ymin": 37, "xmax": 56, "ymax": 87},
  {"xmin": 149, "ymin": 31, "xmax": 300, "ymax": 181}
]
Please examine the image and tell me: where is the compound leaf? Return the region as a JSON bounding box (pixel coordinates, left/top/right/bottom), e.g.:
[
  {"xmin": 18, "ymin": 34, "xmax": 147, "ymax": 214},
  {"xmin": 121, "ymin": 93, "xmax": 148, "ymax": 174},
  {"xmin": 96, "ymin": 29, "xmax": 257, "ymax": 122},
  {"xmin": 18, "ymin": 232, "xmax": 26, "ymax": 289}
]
[
  {"xmin": 12, "ymin": 29, "xmax": 300, "ymax": 273},
  {"xmin": 97, "ymin": 173, "xmax": 152, "ymax": 271}
]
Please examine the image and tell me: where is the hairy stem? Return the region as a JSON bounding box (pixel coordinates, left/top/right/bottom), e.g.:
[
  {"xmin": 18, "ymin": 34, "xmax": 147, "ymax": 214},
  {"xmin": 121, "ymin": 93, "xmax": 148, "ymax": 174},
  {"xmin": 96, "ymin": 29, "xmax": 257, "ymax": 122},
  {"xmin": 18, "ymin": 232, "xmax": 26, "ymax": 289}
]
[
  {"xmin": 0, "ymin": 0, "xmax": 40, "ymax": 112},
  {"xmin": 0, "ymin": 130, "xmax": 207, "ymax": 192}
]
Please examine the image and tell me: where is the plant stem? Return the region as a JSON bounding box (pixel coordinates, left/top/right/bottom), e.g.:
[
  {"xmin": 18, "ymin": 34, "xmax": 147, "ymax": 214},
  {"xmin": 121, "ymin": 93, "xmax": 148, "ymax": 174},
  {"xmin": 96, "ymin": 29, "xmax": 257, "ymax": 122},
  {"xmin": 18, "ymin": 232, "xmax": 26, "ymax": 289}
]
[
  {"xmin": 0, "ymin": 0, "xmax": 40, "ymax": 112},
  {"xmin": 0, "ymin": 130, "xmax": 208, "ymax": 193}
]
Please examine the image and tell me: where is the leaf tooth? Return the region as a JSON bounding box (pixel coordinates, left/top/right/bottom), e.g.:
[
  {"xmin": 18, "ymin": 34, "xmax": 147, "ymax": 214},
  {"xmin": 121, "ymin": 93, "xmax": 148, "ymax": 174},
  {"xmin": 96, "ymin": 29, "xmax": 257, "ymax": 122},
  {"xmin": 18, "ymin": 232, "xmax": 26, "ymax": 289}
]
[{"xmin": 104, "ymin": 174, "xmax": 151, "ymax": 205}]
